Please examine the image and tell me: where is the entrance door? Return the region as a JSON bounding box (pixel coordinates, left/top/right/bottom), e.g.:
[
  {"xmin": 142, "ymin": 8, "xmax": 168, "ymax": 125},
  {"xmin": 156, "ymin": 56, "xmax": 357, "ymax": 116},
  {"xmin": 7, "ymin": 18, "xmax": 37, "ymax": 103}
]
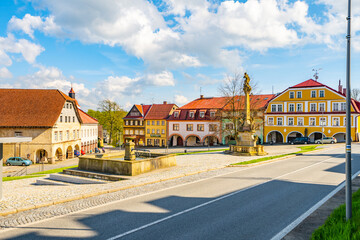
[{"xmin": 177, "ymin": 137, "xmax": 183, "ymax": 146}]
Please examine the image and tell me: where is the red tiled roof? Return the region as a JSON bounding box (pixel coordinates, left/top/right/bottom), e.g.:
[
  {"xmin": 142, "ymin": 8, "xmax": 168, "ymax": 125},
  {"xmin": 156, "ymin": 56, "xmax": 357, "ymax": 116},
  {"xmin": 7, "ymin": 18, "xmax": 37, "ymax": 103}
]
[
  {"xmin": 145, "ymin": 104, "xmax": 177, "ymax": 120},
  {"xmin": 0, "ymin": 89, "xmax": 79, "ymax": 127},
  {"xmin": 78, "ymin": 109, "xmax": 98, "ymax": 124},
  {"xmin": 290, "ymin": 79, "xmax": 325, "ymax": 88},
  {"xmin": 223, "ymin": 94, "xmax": 275, "ymax": 110},
  {"xmin": 180, "ymin": 97, "xmax": 228, "ymax": 109}
]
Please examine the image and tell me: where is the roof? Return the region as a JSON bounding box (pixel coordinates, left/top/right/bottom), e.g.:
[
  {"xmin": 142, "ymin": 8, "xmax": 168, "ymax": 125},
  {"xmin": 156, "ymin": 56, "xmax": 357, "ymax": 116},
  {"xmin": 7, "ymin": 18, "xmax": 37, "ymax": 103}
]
[
  {"xmin": 290, "ymin": 79, "xmax": 325, "ymax": 88},
  {"xmin": 144, "ymin": 104, "xmax": 177, "ymax": 120},
  {"xmin": 124, "ymin": 104, "xmax": 152, "ymax": 119},
  {"xmin": 223, "ymin": 94, "xmax": 275, "ymax": 110},
  {"xmin": 180, "ymin": 97, "xmax": 228, "ymax": 109},
  {"xmin": 0, "ymin": 89, "xmax": 79, "ymax": 127},
  {"xmin": 78, "ymin": 109, "xmax": 98, "ymax": 124},
  {"xmin": 69, "ymin": 87, "xmax": 75, "ymax": 94}
]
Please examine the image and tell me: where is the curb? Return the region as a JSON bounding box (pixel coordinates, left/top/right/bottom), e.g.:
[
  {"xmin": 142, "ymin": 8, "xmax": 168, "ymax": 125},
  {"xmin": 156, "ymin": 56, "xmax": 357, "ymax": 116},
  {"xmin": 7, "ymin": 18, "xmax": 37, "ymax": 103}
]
[{"xmin": 0, "ymin": 167, "xmax": 225, "ymax": 217}]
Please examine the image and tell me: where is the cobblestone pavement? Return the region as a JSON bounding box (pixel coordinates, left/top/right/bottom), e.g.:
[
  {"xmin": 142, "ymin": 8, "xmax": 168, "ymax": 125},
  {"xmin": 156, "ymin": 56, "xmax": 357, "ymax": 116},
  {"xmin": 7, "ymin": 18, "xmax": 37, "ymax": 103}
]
[{"xmin": 0, "ymin": 144, "xmax": 340, "ymax": 229}]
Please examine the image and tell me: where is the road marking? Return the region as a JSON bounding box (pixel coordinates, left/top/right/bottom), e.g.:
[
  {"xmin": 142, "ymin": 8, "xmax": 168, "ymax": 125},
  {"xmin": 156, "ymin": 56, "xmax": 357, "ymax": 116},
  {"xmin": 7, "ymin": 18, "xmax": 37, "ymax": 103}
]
[{"xmin": 106, "ymin": 153, "xmax": 346, "ymax": 240}]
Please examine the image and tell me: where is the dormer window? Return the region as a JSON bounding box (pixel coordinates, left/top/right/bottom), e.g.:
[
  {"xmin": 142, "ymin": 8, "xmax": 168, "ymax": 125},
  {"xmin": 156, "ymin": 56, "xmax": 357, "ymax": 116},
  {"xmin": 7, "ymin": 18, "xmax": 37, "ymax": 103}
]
[
  {"xmin": 210, "ymin": 111, "xmax": 215, "ymax": 118},
  {"xmin": 199, "ymin": 112, "xmax": 205, "ymax": 118},
  {"xmin": 189, "ymin": 112, "xmax": 194, "ymax": 118},
  {"xmin": 174, "ymin": 112, "xmax": 179, "ymax": 118}
]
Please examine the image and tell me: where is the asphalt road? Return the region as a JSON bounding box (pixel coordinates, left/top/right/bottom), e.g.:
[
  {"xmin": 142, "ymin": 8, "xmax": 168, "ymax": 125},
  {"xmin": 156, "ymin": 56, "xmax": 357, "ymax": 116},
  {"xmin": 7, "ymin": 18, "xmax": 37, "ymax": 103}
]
[{"xmin": 1, "ymin": 144, "xmax": 360, "ymax": 240}]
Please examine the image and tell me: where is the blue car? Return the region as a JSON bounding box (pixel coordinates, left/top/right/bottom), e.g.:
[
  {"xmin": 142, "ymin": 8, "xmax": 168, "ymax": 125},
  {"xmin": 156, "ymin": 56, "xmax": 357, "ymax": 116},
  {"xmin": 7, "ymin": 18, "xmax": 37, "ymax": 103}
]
[{"xmin": 6, "ymin": 157, "xmax": 32, "ymax": 166}]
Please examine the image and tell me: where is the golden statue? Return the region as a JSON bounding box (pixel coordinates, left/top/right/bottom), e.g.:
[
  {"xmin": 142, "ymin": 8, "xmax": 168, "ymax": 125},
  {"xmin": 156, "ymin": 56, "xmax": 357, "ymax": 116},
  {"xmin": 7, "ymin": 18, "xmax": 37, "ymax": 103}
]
[{"xmin": 243, "ymin": 72, "xmax": 252, "ymax": 94}]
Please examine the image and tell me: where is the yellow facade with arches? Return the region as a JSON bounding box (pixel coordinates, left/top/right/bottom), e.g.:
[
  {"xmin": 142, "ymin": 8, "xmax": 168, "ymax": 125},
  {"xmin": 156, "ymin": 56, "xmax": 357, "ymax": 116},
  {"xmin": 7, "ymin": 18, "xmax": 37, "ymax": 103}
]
[{"xmin": 264, "ymin": 79, "xmax": 360, "ymax": 143}]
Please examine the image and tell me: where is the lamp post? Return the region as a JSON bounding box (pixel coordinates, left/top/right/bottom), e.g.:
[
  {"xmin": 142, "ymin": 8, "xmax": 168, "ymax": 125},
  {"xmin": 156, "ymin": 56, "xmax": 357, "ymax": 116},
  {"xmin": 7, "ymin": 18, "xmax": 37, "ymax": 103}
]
[{"xmin": 345, "ymin": 0, "xmax": 352, "ymax": 220}]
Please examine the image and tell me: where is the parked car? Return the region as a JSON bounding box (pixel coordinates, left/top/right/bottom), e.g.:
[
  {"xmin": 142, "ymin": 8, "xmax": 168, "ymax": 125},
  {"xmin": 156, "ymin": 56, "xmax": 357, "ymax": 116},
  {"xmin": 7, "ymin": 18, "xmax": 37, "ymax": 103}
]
[
  {"xmin": 315, "ymin": 137, "xmax": 337, "ymax": 144},
  {"xmin": 74, "ymin": 150, "xmax": 80, "ymax": 157},
  {"xmin": 289, "ymin": 137, "xmax": 310, "ymax": 144},
  {"xmin": 6, "ymin": 157, "xmax": 32, "ymax": 166}
]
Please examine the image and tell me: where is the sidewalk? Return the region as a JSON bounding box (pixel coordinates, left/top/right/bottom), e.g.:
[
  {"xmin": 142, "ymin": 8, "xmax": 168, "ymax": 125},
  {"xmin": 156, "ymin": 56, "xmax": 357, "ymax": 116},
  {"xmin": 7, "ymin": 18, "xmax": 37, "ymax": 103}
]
[{"xmin": 0, "ymin": 144, "xmax": 340, "ymax": 216}]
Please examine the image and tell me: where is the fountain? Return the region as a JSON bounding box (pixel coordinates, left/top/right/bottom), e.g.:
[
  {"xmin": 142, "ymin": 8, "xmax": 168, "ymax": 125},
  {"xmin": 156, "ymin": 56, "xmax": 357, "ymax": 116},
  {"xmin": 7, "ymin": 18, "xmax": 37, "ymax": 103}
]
[
  {"xmin": 124, "ymin": 136, "xmax": 136, "ymax": 161},
  {"xmin": 227, "ymin": 73, "xmax": 267, "ymax": 156}
]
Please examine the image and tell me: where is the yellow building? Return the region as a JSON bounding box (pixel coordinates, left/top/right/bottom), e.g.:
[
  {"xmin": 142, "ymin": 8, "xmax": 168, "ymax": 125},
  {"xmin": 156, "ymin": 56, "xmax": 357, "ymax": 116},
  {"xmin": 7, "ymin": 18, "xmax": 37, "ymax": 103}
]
[
  {"xmin": 145, "ymin": 102, "xmax": 177, "ymax": 147},
  {"xmin": 264, "ymin": 79, "xmax": 360, "ymax": 143}
]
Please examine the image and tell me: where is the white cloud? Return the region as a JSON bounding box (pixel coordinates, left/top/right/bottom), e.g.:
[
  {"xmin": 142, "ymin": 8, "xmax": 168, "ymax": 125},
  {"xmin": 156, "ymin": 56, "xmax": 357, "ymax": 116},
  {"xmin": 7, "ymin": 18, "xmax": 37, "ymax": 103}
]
[
  {"xmin": 145, "ymin": 71, "xmax": 175, "ymax": 86},
  {"xmin": 0, "ymin": 67, "xmax": 12, "ymax": 79},
  {"xmin": 174, "ymin": 94, "xmax": 189, "ymax": 105},
  {"xmin": 0, "ymin": 34, "xmax": 44, "ymax": 64}
]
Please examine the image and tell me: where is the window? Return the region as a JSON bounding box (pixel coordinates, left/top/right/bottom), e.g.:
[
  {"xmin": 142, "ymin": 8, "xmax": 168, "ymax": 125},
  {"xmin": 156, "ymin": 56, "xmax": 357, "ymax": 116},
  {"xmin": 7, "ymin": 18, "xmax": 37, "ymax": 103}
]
[
  {"xmin": 140, "ymin": 121, "xmax": 143, "ymax": 125},
  {"xmin": 140, "ymin": 130, "xmax": 144, "ymax": 135},
  {"xmin": 320, "ymin": 117, "xmax": 326, "ymax": 126},
  {"xmin": 289, "ymin": 92, "xmax": 295, "ymax": 99},
  {"xmin": 197, "ymin": 124, "xmax": 204, "ymax": 131},
  {"xmin": 162, "ymin": 121, "xmax": 165, "ymax": 125},
  {"xmin": 344, "ymin": 117, "xmax": 347, "ymax": 126},
  {"xmin": 174, "ymin": 112, "xmax": 179, "ymax": 118},
  {"xmin": 73, "ymin": 130, "xmax": 75, "ymax": 139},
  {"xmin": 288, "ymin": 117, "xmax": 294, "ymax": 126},
  {"xmin": 296, "ymin": 103, "xmax": 303, "ymax": 112},
  {"xmin": 268, "ymin": 118, "xmax": 274, "ymax": 125},
  {"xmin": 14, "ymin": 131, "xmax": 22, "ymax": 137},
  {"xmin": 125, "ymin": 130, "xmax": 129, "ymax": 134},
  {"xmin": 130, "ymin": 130, "xmax": 133, "ymax": 134},
  {"xmin": 310, "ymin": 117, "xmax": 316, "ymax": 126},
  {"xmin": 289, "ymin": 104, "xmax": 295, "ymax": 112},
  {"xmin": 277, "ymin": 118, "xmax": 283, "ymax": 126},
  {"xmin": 332, "ymin": 117, "xmax": 340, "ymax": 126},
  {"xmin": 147, "ymin": 129, "xmax": 150, "ymax": 134},
  {"xmin": 70, "ymin": 104, "xmax": 72, "ymax": 109},
  {"xmin": 186, "ymin": 124, "xmax": 193, "ymax": 131},
  {"xmin": 130, "ymin": 121, "xmax": 133, "ymax": 125},
  {"xmin": 210, "ymin": 112, "xmax": 215, "ymax": 117},
  {"xmin": 271, "ymin": 105, "xmax": 277, "ymax": 112},
  {"xmin": 209, "ymin": 124, "xmax": 217, "ymax": 131},
  {"xmin": 319, "ymin": 103, "xmax": 325, "ymax": 112},
  {"xmin": 135, "ymin": 130, "xmax": 139, "ymax": 135},
  {"xmin": 125, "ymin": 121, "xmax": 128, "ymax": 125},
  {"xmin": 162, "ymin": 129, "xmax": 165, "ymax": 134},
  {"xmin": 54, "ymin": 131, "xmax": 58, "ymax": 141},
  {"xmin": 311, "ymin": 90, "xmax": 316, "ymax": 98},
  {"xmin": 135, "ymin": 121, "xmax": 138, "ymax": 126},
  {"xmin": 173, "ymin": 124, "xmax": 179, "ymax": 131},
  {"xmin": 277, "ymin": 105, "xmax": 283, "ymax": 112},
  {"xmin": 73, "ymin": 116, "xmax": 75, "ymax": 122},
  {"xmin": 65, "ymin": 116, "xmax": 67, "ymax": 123},
  {"xmin": 147, "ymin": 139, "xmax": 152, "ymax": 146},
  {"xmin": 60, "ymin": 116, "xmax": 62, "ymax": 122},
  {"xmin": 147, "ymin": 121, "xmax": 150, "ymax": 125},
  {"xmin": 333, "ymin": 103, "xmax": 339, "ymax": 111},
  {"xmin": 152, "ymin": 121, "xmax": 155, "ymax": 125},
  {"xmin": 152, "ymin": 129, "xmax": 155, "ymax": 134},
  {"xmin": 341, "ymin": 102, "xmax": 346, "ymax": 111},
  {"xmin": 189, "ymin": 112, "xmax": 194, "ymax": 118},
  {"xmin": 77, "ymin": 130, "xmax": 79, "ymax": 138},
  {"xmin": 319, "ymin": 90, "xmax": 325, "ymax": 97},
  {"xmin": 66, "ymin": 130, "xmax": 69, "ymax": 140},
  {"xmin": 297, "ymin": 118, "xmax": 304, "ymax": 126},
  {"xmin": 200, "ymin": 112, "xmax": 205, "ymax": 118},
  {"xmin": 297, "ymin": 91, "xmax": 302, "ymax": 98},
  {"xmin": 59, "ymin": 131, "xmax": 63, "ymax": 141},
  {"xmin": 310, "ymin": 103, "xmax": 316, "ymax": 112},
  {"xmin": 156, "ymin": 121, "xmax": 159, "ymax": 125}
]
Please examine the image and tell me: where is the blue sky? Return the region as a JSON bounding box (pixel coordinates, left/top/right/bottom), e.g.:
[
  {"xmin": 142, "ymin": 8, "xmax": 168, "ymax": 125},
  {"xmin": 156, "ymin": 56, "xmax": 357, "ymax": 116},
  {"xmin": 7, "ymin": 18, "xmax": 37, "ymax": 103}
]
[{"xmin": 0, "ymin": 0, "xmax": 360, "ymax": 110}]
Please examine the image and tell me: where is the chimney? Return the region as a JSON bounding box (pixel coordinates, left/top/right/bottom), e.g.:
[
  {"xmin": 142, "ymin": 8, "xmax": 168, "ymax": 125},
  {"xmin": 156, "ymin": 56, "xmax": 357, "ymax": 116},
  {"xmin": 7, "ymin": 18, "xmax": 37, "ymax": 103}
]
[
  {"xmin": 338, "ymin": 80, "xmax": 343, "ymax": 93},
  {"xmin": 200, "ymin": 95, "xmax": 204, "ymax": 99},
  {"xmin": 343, "ymin": 88, "xmax": 346, "ymax": 96},
  {"xmin": 163, "ymin": 101, "xmax": 167, "ymax": 104}
]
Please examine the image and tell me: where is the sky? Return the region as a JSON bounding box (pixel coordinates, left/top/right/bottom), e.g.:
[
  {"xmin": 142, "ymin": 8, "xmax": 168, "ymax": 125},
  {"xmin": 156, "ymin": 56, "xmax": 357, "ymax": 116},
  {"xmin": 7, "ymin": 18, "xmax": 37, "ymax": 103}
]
[{"xmin": 1, "ymin": 0, "xmax": 360, "ymax": 111}]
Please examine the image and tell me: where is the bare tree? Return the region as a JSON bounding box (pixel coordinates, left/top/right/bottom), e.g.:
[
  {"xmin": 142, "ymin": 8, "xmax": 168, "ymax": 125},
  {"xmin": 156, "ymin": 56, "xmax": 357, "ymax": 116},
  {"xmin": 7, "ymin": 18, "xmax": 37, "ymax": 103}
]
[
  {"xmin": 352, "ymin": 88, "xmax": 360, "ymax": 101},
  {"xmin": 218, "ymin": 72, "xmax": 261, "ymax": 143}
]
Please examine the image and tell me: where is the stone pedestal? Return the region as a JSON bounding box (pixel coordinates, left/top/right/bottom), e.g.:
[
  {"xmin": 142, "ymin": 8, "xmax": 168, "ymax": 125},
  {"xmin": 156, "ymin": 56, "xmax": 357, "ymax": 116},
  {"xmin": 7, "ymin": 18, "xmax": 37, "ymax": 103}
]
[
  {"xmin": 124, "ymin": 136, "xmax": 136, "ymax": 161},
  {"xmin": 228, "ymin": 130, "xmax": 267, "ymax": 156},
  {"xmin": 237, "ymin": 131, "xmax": 256, "ymax": 147}
]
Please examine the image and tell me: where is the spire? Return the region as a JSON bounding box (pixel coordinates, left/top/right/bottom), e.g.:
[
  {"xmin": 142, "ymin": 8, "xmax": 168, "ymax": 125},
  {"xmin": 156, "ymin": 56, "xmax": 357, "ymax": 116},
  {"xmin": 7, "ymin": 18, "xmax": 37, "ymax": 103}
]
[{"xmin": 69, "ymin": 83, "xmax": 75, "ymax": 99}]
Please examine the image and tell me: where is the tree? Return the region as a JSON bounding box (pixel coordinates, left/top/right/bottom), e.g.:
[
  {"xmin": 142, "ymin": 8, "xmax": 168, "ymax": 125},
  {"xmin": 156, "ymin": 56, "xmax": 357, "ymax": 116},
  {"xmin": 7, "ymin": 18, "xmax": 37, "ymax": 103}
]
[
  {"xmin": 88, "ymin": 100, "xmax": 127, "ymax": 146},
  {"xmin": 351, "ymin": 88, "xmax": 360, "ymax": 101},
  {"xmin": 218, "ymin": 72, "xmax": 261, "ymax": 143}
]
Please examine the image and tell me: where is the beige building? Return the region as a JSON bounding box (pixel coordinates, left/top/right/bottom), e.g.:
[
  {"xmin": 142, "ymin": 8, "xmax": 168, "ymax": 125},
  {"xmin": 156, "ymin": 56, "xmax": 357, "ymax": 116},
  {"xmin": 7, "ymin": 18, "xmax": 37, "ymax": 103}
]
[{"xmin": 0, "ymin": 89, "xmax": 82, "ymax": 163}]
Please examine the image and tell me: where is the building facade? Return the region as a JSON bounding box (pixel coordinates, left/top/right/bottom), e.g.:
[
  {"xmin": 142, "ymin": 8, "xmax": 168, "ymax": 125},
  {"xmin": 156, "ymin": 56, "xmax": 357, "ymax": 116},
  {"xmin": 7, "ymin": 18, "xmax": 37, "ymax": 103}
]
[
  {"xmin": 78, "ymin": 109, "xmax": 98, "ymax": 153},
  {"xmin": 264, "ymin": 79, "xmax": 360, "ymax": 143},
  {"xmin": 167, "ymin": 96, "xmax": 226, "ymax": 146},
  {"xmin": 123, "ymin": 104, "xmax": 151, "ymax": 146},
  {"xmin": 0, "ymin": 89, "xmax": 82, "ymax": 163},
  {"xmin": 144, "ymin": 102, "xmax": 177, "ymax": 147}
]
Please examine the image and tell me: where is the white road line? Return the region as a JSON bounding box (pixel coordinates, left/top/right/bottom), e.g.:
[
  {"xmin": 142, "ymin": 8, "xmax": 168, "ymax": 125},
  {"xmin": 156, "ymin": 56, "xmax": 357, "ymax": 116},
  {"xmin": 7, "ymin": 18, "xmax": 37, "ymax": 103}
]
[
  {"xmin": 270, "ymin": 167, "xmax": 360, "ymax": 240},
  {"xmin": 106, "ymin": 153, "xmax": 345, "ymax": 240}
]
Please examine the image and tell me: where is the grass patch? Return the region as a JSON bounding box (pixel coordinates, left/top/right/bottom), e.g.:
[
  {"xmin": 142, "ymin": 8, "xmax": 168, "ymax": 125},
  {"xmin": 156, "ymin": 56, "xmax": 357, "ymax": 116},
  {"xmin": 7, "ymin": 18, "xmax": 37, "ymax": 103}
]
[
  {"xmin": 175, "ymin": 148, "xmax": 229, "ymax": 156},
  {"xmin": 29, "ymin": 165, "xmax": 78, "ymax": 175},
  {"xmin": 2, "ymin": 165, "xmax": 78, "ymax": 182},
  {"xmin": 3, "ymin": 174, "xmax": 45, "ymax": 182},
  {"xmin": 311, "ymin": 188, "xmax": 360, "ymax": 240},
  {"xmin": 232, "ymin": 145, "xmax": 319, "ymax": 166}
]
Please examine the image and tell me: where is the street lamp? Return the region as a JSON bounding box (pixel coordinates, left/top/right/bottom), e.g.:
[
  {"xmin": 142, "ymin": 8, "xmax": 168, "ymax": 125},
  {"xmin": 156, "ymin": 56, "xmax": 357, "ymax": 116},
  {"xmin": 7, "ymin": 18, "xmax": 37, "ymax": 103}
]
[{"xmin": 345, "ymin": 0, "xmax": 352, "ymax": 220}]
